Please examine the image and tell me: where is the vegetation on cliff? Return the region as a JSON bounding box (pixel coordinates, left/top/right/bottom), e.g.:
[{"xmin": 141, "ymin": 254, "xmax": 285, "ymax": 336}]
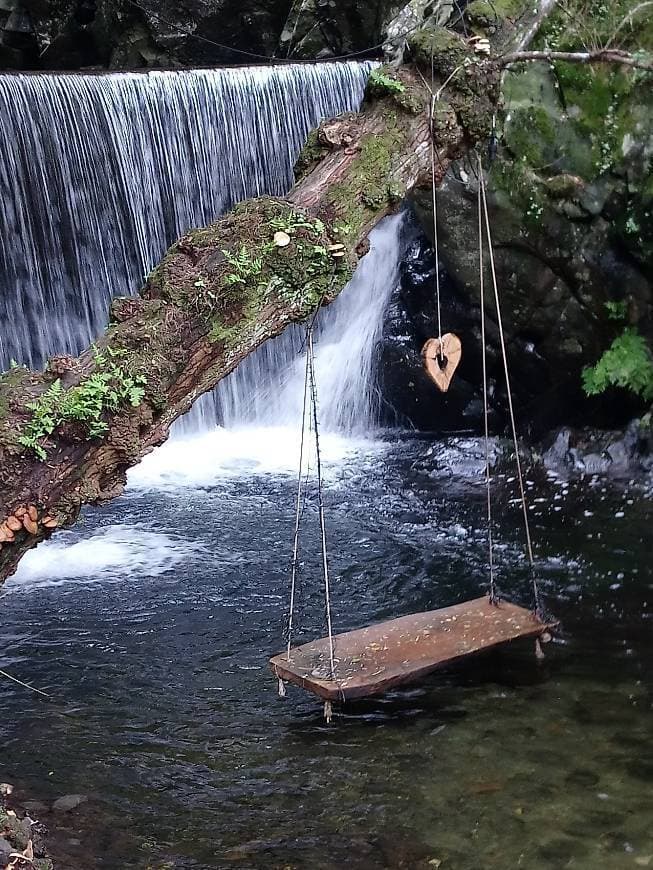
[{"xmin": 407, "ymin": 0, "xmax": 653, "ymax": 423}]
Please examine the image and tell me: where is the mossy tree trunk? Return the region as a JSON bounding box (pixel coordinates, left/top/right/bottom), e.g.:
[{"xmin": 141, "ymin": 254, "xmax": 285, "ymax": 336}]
[{"xmin": 0, "ymin": 15, "xmax": 521, "ymax": 583}]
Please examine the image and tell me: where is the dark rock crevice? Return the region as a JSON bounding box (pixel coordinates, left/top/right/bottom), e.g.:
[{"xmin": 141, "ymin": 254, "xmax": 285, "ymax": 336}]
[{"xmin": 1, "ymin": 0, "xmax": 412, "ymax": 69}]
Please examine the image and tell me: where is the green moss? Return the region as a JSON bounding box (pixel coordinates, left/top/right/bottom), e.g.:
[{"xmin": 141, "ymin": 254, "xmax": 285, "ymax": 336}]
[
  {"xmin": 209, "ymin": 320, "xmax": 242, "ymax": 349},
  {"xmin": 0, "ymin": 365, "xmax": 31, "ymax": 389},
  {"xmin": 0, "ymin": 365, "xmax": 32, "ymax": 423},
  {"xmin": 208, "ymin": 294, "xmax": 262, "ymax": 352},
  {"xmin": 465, "ymin": 0, "xmax": 523, "ymax": 31},
  {"xmin": 430, "ymin": 101, "xmax": 461, "ymax": 149},
  {"xmin": 393, "ymin": 88, "xmax": 424, "ymax": 115},
  {"xmin": 324, "ymin": 121, "xmax": 403, "ymax": 231},
  {"xmin": 492, "ymin": 157, "xmax": 547, "ymax": 230},
  {"xmin": 409, "ymin": 25, "xmax": 500, "ymax": 144},
  {"xmin": 294, "ymin": 129, "xmax": 327, "ymax": 180},
  {"xmin": 504, "ymin": 105, "xmax": 557, "ymax": 166},
  {"xmin": 545, "ymin": 173, "xmax": 583, "ymax": 199},
  {"xmin": 366, "ymin": 67, "xmax": 423, "ymax": 115},
  {"xmin": 409, "ymin": 27, "xmax": 468, "ymax": 77},
  {"xmin": 556, "ymin": 64, "xmax": 612, "ymax": 133},
  {"xmin": 180, "ymin": 199, "xmax": 350, "ymax": 328}
]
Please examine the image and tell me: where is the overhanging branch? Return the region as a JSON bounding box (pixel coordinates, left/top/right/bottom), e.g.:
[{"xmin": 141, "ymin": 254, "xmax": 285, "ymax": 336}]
[{"xmin": 501, "ymin": 47, "xmax": 653, "ymax": 72}]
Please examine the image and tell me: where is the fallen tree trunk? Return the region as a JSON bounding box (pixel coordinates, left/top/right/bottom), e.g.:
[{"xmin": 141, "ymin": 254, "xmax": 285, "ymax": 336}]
[{"xmin": 0, "ymin": 22, "xmax": 506, "ymax": 582}]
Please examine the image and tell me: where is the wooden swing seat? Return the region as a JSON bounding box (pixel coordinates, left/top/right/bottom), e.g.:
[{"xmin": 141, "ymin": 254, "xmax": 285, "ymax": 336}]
[{"xmin": 270, "ymin": 596, "xmax": 555, "ymax": 702}]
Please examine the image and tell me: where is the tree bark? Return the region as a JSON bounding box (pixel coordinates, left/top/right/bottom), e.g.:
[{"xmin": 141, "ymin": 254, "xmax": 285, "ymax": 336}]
[{"xmin": 0, "ymin": 43, "xmax": 501, "ymax": 583}]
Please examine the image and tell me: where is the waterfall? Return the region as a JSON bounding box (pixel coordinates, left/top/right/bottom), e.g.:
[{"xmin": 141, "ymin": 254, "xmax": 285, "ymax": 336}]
[
  {"xmin": 129, "ymin": 215, "xmax": 410, "ymax": 488},
  {"xmin": 0, "ymin": 63, "xmax": 373, "ymax": 371},
  {"xmin": 208, "ymin": 212, "xmax": 410, "ymax": 434}
]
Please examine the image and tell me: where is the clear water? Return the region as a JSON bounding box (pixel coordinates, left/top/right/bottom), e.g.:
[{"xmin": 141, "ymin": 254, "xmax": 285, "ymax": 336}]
[{"xmin": 0, "ymin": 432, "xmax": 651, "ymax": 870}]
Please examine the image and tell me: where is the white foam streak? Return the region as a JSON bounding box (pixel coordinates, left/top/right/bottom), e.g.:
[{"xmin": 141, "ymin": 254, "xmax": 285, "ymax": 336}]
[{"xmin": 5, "ymin": 525, "xmax": 201, "ymax": 592}]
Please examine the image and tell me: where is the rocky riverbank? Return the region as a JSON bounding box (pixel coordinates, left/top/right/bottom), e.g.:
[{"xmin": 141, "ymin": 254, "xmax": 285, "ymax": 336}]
[
  {"xmin": 0, "ymin": 784, "xmax": 52, "ymax": 870},
  {"xmin": 538, "ymin": 415, "xmax": 653, "ymax": 479}
]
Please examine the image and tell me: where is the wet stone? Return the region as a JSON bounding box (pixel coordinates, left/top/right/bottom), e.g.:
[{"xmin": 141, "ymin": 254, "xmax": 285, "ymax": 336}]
[
  {"xmin": 538, "ymin": 835, "xmax": 591, "ymax": 862},
  {"xmin": 51, "ymin": 794, "xmax": 87, "ymax": 813},
  {"xmin": 0, "ymin": 837, "xmax": 13, "ymax": 861},
  {"xmin": 22, "ymin": 801, "xmax": 49, "ymax": 818},
  {"xmin": 626, "ymin": 759, "xmax": 653, "ymax": 781}
]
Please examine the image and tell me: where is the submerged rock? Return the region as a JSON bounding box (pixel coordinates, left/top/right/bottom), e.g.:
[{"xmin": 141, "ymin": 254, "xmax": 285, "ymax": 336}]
[{"xmin": 51, "ymin": 794, "xmax": 88, "ymax": 813}]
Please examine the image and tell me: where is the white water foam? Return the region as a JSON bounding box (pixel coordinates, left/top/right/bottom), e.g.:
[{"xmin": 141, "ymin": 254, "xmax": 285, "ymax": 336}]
[
  {"xmin": 5, "ymin": 525, "xmax": 202, "ymax": 593},
  {"xmin": 128, "ymin": 426, "xmax": 387, "ymax": 490}
]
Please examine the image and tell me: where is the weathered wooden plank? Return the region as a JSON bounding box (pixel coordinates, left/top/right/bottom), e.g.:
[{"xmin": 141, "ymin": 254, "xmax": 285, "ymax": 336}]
[{"xmin": 270, "ymin": 596, "xmax": 554, "ymax": 701}]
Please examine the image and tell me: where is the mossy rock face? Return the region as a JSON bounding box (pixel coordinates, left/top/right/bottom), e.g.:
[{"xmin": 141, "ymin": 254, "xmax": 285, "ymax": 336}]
[
  {"xmin": 408, "ymin": 26, "xmax": 469, "ymax": 77},
  {"xmin": 491, "ymin": 0, "xmax": 653, "ymax": 276},
  {"xmin": 407, "ymin": 2, "xmax": 653, "ymax": 425},
  {"xmin": 464, "ymin": 0, "xmax": 524, "ymax": 32},
  {"xmin": 545, "ymin": 174, "xmax": 585, "ymax": 200},
  {"xmin": 407, "ymin": 26, "xmax": 500, "ymax": 146}
]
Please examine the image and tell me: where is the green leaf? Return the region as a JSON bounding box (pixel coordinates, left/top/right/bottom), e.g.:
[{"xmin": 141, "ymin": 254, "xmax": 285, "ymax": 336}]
[{"xmin": 582, "ymin": 328, "xmax": 653, "ymax": 401}]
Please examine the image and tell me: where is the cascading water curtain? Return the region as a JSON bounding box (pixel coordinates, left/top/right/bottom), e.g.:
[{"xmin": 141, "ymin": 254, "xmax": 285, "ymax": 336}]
[
  {"xmin": 0, "ymin": 63, "xmax": 374, "ymax": 376},
  {"xmin": 212, "ymin": 213, "xmax": 415, "ymax": 434}
]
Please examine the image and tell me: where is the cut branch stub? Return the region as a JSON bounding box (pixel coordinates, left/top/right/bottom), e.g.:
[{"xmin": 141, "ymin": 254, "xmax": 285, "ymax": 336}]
[{"xmin": 422, "ymin": 334, "xmax": 462, "ymax": 393}]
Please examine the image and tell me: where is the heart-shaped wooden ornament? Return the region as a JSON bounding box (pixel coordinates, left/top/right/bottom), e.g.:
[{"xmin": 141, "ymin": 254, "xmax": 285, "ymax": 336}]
[{"xmin": 422, "ymin": 333, "xmax": 462, "ymax": 393}]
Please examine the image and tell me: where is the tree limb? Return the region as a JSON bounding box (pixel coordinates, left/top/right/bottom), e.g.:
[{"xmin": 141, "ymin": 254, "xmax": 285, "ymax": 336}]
[
  {"xmin": 501, "ymin": 47, "xmax": 653, "ymax": 71},
  {"xmin": 511, "ymin": 0, "xmax": 560, "ymax": 53}
]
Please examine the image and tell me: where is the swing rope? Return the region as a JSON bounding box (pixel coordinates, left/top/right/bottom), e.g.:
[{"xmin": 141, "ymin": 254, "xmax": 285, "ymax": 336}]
[
  {"xmin": 476, "ymin": 152, "xmax": 542, "ymax": 617},
  {"xmin": 429, "ymin": 51, "xmax": 443, "ymax": 348},
  {"xmin": 477, "ymin": 180, "xmax": 497, "ymax": 606},
  {"xmin": 307, "ymin": 328, "xmax": 337, "ymax": 680},
  {"xmin": 286, "ymin": 342, "xmax": 311, "ymax": 662},
  {"xmin": 284, "ymin": 319, "xmax": 337, "ymax": 682}
]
